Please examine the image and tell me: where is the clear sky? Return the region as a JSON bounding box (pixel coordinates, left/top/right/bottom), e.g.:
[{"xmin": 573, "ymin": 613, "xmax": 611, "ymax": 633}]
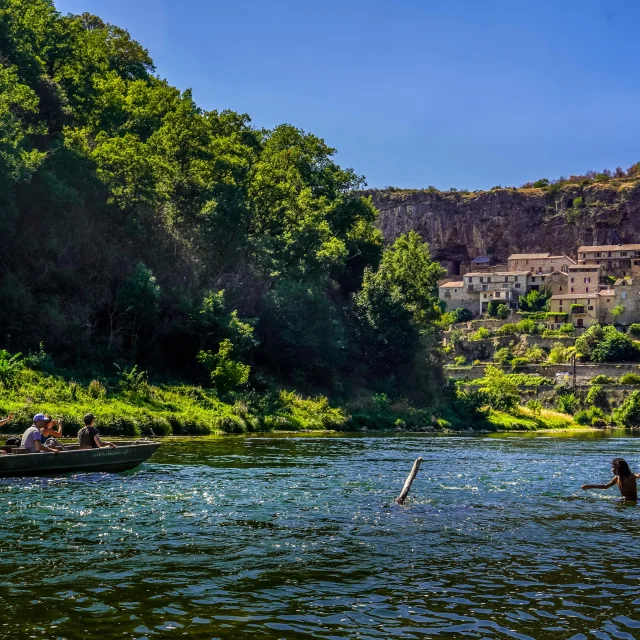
[{"xmin": 54, "ymin": 0, "xmax": 640, "ymax": 190}]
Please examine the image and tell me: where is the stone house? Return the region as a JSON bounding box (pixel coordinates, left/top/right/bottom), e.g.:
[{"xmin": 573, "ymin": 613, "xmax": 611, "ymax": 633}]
[
  {"xmin": 528, "ymin": 270, "xmax": 568, "ymax": 295},
  {"xmin": 508, "ymin": 253, "xmax": 575, "ymax": 274},
  {"xmin": 567, "ymin": 264, "xmax": 602, "ymax": 295},
  {"xmin": 577, "ymin": 244, "xmax": 640, "ymax": 277},
  {"xmin": 438, "ymin": 281, "xmax": 476, "ymax": 314},
  {"xmin": 601, "ymin": 278, "xmax": 640, "ymax": 325}
]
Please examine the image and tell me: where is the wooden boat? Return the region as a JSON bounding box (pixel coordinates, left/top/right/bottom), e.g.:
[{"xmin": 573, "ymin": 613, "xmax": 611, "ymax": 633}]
[{"xmin": 0, "ymin": 441, "xmax": 160, "ymax": 477}]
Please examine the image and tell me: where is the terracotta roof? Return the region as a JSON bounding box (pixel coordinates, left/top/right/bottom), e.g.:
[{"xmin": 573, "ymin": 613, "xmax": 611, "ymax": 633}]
[
  {"xmin": 440, "ymin": 281, "xmax": 464, "ymax": 288},
  {"xmin": 551, "ymin": 293, "xmax": 599, "ymax": 300},
  {"xmin": 578, "ymin": 244, "xmax": 640, "ymax": 252},
  {"xmin": 599, "ymin": 289, "xmax": 615, "ymax": 296},
  {"xmin": 508, "ymin": 253, "xmax": 550, "ymax": 260}
]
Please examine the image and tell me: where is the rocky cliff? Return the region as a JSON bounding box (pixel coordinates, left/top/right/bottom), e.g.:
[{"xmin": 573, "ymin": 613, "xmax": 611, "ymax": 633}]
[{"xmin": 368, "ymin": 179, "xmax": 640, "ymax": 272}]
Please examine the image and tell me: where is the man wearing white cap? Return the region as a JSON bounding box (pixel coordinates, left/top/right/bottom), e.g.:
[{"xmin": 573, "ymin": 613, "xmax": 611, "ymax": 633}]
[{"xmin": 21, "ymin": 414, "xmax": 60, "ymax": 453}]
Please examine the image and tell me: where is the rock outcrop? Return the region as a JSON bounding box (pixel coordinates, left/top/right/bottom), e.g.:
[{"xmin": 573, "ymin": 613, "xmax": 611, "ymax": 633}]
[{"xmin": 368, "ymin": 180, "xmax": 640, "ymax": 272}]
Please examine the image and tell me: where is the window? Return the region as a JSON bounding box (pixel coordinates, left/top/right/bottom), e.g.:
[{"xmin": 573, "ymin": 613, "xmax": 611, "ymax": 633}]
[
  {"xmin": 482, "ymin": 285, "xmax": 488, "ymax": 291},
  {"xmin": 584, "ymin": 277, "xmax": 590, "ymax": 283},
  {"xmin": 622, "ymin": 292, "xmax": 627, "ymax": 299},
  {"xmin": 454, "ymin": 289, "xmax": 458, "ymax": 293},
  {"xmin": 526, "ymin": 260, "xmax": 529, "ymax": 265},
  {"xmin": 504, "ymin": 276, "xmax": 508, "ymax": 282},
  {"xmin": 571, "ymin": 287, "xmax": 574, "ymax": 293},
  {"xmin": 586, "ymin": 287, "xmax": 589, "ymax": 293},
  {"xmin": 571, "ymin": 277, "xmax": 574, "ymax": 283},
  {"xmin": 559, "ymin": 286, "xmax": 563, "ymax": 291},
  {"xmin": 515, "ymin": 283, "xmax": 521, "ymax": 289},
  {"xmin": 622, "ymin": 251, "xmax": 628, "ymax": 257},
  {"xmin": 608, "ymin": 252, "xmax": 612, "ymax": 257}
]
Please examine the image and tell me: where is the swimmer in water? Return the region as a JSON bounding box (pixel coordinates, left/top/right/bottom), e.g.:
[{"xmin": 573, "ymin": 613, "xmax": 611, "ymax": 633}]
[{"xmin": 582, "ymin": 458, "xmax": 640, "ymax": 501}]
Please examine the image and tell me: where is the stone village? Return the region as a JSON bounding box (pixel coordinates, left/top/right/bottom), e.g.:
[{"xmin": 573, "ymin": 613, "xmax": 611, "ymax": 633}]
[{"xmin": 438, "ymin": 243, "xmax": 640, "ymax": 327}]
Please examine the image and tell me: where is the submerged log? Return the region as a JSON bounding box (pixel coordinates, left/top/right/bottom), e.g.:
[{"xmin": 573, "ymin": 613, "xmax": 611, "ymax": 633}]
[{"xmin": 396, "ymin": 457, "xmax": 423, "ymax": 505}]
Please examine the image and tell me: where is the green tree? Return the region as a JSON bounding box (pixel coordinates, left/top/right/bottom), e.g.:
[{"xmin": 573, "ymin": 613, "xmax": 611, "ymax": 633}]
[{"xmin": 198, "ymin": 339, "xmax": 250, "ymax": 392}]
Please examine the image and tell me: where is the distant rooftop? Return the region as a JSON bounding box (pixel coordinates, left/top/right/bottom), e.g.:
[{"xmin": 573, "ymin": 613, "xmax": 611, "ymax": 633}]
[
  {"xmin": 508, "ymin": 253, "xmax": 550, "ymax": 260},
  {"xmin": 578, "ymin": 244, "xmax": 640, "ymax": 253}
]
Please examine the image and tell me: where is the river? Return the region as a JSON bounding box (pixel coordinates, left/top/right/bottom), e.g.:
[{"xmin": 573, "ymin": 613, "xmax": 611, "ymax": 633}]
[{"xmin": 2, "ymin": 432, "xmax": 640, "ymax": 639}]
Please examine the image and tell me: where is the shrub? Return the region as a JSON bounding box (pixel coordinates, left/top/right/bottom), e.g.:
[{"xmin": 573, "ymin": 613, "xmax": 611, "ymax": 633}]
[
  {"xmin": 498, "ymin": 323, "xmax": 518, "ymax": 335},
  {"xmin": 574, "ymin": 410, "xmax": 590, "ymax": 425},
  {"xmin": 629, "ymin": 323, "xmax": 640, "ymax": 338},
  {"xmin": 198, "ymin": 339, "xmax": 250, "ymax": 392},
  {"xmin": 88, "ymin": 379, "xmax": 107, "ymax": 399},
  {"xmin": 510, "ymin": 357, "xmax": 530, "ymax": 370},
  {"xmin": 0, "ymin": 350, "xmax": 24, "ymax": 387},
  {"xmin": 23, "ymin": 343, "xmax": 54, "ymax": 372},
  {"xmin": 548, "ymin": 343, "xmax": 568, "ymax": 363},
  {"xmin": 453, "ymin": 355, "xmax": 467, "ymax": 366},
  {"xmin": 449, "ymin": 307, "xmax": 473, "ymax": 324},
  {"xmin": 556, "ymin": 393, "xmax": 577, "ymax": 415},
  {"xmin": 373, "ymin": 393, "xmax": 391, "ymax": 411},
  {"xmin": 526, "ymin": 399, "xmax": 542, "ymax": 416},
  {"xmin": 575, "ymin": 324, "xmax": 640, "ymax": 362},
  {"xmin": 586, "ymin": 384, "xmax": 607, "ymax": 408},
  {"xmin": 471, "ymin": 327, "xmax": 491, "ymax": 341},
  {"xmin": 496, "ymin": 304, "xmax": 510, "ymax": 320},
  {"xmin": 524, "ymin": 346, "xmax": 545, "ymax": 363},
  {"xmin": 478, "ymin": 365, "xmax": 519, "ymax": 412},
  {"xmin": 450, "ymin": 329, "xmax": 463, "ymax": 347},
  {"xmin": 591, "ymin": 374, "xmax": 614, "ymax": 384},
  {"xmin": 619, "ymin": 373, "xmax": 640, "ymax": 385},
  {"xmin": 116, "ymin": 364, "xmax": 149, "ymax": 395},
  {"xmin": 614, "ymin": 391, "xmax": 640, "ymax": 427},
  {"xmin": 494, "ymin": 347, "xmax": 514, "ymax": 364}
]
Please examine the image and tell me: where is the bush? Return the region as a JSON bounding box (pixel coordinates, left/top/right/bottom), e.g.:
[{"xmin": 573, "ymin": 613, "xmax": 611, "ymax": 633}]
[
  {"xmin": 498, "ymin": 323, "xmax": 518, "ymax": 335},
  {"xmin": 496, "ymin": 304, "xmax": 510, "ymax": 320},
  {"xmin": 619, "ymin": 373, "xmax": 640, "ymax": 385},
  {"xmin": 478, "ymin": 365, "xmax": 519, "ymax": 411},
  {"xmin": 487, "ymin": 300, "xmax": 500, "ymax": 317},
  {"xmin": 510, "ymin": 357, "xmax": 530, "ymax": 369},
  {"xmin": 592, "ymin": 374, "xmax": 614, "ymax": 384},
  {"xmin": 198, "ymin": 339, "xmax": 250, "ymax": 392},
  {"xmin": 548, "ymin": 342, "xmax": 571, "ymax": 363},
  {"xmin": 449, "ymin": 307, "xmax": 474, "ymax": 324},
  {"xmin": 526, "ymin": 399, "xmax": 542, "ymax": 416},
  {"xmin": 494, "ymin": 347, "xmax": 514, "ymax": 364},
  {"xmin": 576, "ymin": 324, "xmax": 640, "ymax": 362},
  {"xmin": 453, "ymin": 355, "xmax": 467, "ymax": 366},
  {"xmin": 471, "ymin": 327, "xmax": 491, "ymax": 341},
  {"xmin": 0, "ymin": 350, "xmax": 24, "ymax": 387},
  {"xmin": 450, "ymin": 329, "xmax": 463, "ymax": 347},
  {"xmin": 556, "ymin": 393, "xmax": 577, "ymax": 415},
  {"xmin": 524, "ymin": 346, "xmax": 545, "ymax": 363},
  {"xmin": 574, "ymin": 410, "xmax": 590, "ymax": 425},
  {"xmin": 88, "ymin": 379, "xmax": 107, "ymax": 399},
  {"xmin": 629, "ymin": 323, "xmax": 640, "ymax": 338},
  {"xmin": 614, "ymin": 391, "xmax": 640, "ymax": 427},
  {"xmin": 586, "ymin": 385, "xmax": 607, "ymax": 408}
]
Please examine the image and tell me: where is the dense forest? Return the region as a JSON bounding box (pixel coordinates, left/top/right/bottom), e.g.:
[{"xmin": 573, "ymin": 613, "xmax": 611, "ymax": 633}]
[{"xmin": 0, "ymin": 0, "xmax": 448, "ymax": 420}]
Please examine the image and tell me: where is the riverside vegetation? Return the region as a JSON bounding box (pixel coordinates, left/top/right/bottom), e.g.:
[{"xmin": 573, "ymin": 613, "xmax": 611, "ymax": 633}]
[{"xmin": 0, "ymin": 0, "xmax": 498, "ymax": 435}]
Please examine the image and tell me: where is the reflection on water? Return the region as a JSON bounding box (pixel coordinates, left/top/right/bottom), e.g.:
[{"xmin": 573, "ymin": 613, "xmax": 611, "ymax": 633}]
[{"xmin": 1, "ymin": 432, "xmax": 640, "ymax": 638}]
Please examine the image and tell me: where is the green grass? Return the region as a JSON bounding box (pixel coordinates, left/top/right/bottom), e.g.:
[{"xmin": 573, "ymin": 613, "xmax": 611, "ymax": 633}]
[
  {"xmin": 0, "ymin": 369, "xmax": 349, "ymax": 437},
  {"xmin": 487, "ymin": 406, "xmax": 579, "ymax": 431}
]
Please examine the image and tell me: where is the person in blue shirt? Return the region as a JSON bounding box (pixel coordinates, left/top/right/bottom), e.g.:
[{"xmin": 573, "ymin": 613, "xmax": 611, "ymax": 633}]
[{"xmin": 20, "ymin": 413, "xmax": 59, "ymax": 453}]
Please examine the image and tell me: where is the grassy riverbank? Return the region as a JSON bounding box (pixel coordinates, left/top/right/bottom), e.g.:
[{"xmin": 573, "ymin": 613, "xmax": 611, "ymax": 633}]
[
  {"xmin": 0, "ymin": 368, "xmax": 583, "ymax": 437},
  {"xmin": 0, "ymin": 369, "xmax": 585, "ymax": 437}
]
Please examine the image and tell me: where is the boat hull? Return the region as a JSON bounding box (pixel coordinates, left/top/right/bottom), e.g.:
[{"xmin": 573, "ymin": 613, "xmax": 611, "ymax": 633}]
[{"xmin": 0, "ymin": 442, "xmax": 160, "ymax": 477}]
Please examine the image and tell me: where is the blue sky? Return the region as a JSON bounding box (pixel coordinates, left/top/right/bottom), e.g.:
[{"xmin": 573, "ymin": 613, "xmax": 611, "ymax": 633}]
[{"xmin": 55, "ymin": 0, "xmax": 640, "ymax": 190}]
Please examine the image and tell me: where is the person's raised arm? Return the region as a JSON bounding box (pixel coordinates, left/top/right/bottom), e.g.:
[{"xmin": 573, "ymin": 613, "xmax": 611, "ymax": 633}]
[
  {"xmin": 48, "ymin": 420, "xmax": 62, "ymax": 438},
  {"xmin": 582, "ymin": 478, "xmax": 617, "ymax": 490},
  {"xmin": 0, "ymin": 413, "xmax": 13, "ymax": 428}
]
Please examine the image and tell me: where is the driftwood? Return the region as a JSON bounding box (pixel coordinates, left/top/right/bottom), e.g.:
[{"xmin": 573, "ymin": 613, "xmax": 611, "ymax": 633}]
[{"xmin": 396, "ymin": 457, "xmax": 423, "ymax": 505}]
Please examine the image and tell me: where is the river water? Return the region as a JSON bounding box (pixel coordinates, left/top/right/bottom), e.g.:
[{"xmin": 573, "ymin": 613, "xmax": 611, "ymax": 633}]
[{"xmin": 2, "ymin": 432, "xmax": 640, "ymax": 639}]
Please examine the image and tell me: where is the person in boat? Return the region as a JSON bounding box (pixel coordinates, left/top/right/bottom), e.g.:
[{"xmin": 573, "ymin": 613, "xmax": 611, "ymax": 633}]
[
  {"xmin": 21, "ymin": 414, "xmax": 60, "ymax": 454},
  {"xmin": 41, "ymin": 417, "xmax": 64, "ymax": 450},
  {"xmin": 78, "ymin": 414, "xmax": 116, "ymax": 450},
  {"xmin": 581, "ymin": 458, "xmax": 640, "ymax": 501}
]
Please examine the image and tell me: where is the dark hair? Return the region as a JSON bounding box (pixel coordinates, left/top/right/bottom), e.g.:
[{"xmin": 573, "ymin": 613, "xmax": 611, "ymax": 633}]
[
  {"xmin": 83, "ymin": 413, "xmax": 95, "ymax": 426},
  {"xmin": 612, "ymin": 458, "xmax": 632, "ymax": 478}
]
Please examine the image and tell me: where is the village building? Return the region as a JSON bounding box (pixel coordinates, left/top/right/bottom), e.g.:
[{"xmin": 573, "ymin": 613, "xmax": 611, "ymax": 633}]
[
  {"xmin": 549, "ymin": 293, "xmax": 600, "ymax": 328},
  {"xmin": 507, "ymin": 253, "xmax": 575, "ymax": 274},
  {"xmin": 438, "ymin": 280, "xmax": 475, "ymax": 314},
  {"xmin": 566, "ymin": 264, "xmax": 602, "ymax": 295},
  {"xmin": 528, "ymin": 270, "xmax": 568, "ymax": 294},
  {"xmin": 577, "ymin": 244, "xmax": 640, "ymax": 277}
]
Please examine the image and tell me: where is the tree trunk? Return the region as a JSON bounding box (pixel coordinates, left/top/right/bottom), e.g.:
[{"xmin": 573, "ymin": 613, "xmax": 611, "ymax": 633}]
[{"xmin": 396, "ymin": 457, "xmax": 423, "ymax": 505}]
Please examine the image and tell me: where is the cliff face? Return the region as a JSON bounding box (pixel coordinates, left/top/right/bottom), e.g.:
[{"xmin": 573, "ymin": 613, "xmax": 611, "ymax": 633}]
[{"xmin": 368, "ymin": 180, "xmax": 640, "ymax": 270}]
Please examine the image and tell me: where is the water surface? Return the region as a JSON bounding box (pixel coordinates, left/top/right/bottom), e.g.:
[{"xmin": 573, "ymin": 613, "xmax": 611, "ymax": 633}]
[{"xmin": 2, "ymin": 432, "xmax": 640, "ymax": 639}]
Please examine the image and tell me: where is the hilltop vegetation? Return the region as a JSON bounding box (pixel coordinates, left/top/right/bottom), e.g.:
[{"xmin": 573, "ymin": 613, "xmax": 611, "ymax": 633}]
[{"xmin": 0, "ymin": 0, "xmax": 453, "ymax": 429}]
